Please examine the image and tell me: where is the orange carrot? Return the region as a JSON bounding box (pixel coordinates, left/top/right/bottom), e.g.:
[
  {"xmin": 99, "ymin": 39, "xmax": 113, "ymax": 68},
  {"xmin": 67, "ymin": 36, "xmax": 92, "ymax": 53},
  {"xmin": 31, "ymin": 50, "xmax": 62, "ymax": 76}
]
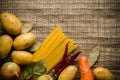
[{"xmin": 78, "ymin": 56, "xmax": 94, "ymax": 80}]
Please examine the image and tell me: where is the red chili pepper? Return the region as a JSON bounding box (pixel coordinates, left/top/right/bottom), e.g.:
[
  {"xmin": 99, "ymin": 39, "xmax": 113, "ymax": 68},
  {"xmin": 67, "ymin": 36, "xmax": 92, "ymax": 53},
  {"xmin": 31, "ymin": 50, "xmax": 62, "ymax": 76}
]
[
  {"xmin": 55, "ymin": 50, "xmax": 82, "ymax": 77},
  {"xmin": 54, "ymin": 42, "xmax": 69, "ymax": 73}
]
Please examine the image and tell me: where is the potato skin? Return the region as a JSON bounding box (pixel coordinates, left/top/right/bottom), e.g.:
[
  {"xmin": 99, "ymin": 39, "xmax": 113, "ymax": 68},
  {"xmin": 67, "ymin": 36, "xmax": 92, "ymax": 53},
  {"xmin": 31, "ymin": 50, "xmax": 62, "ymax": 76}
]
[
  {"xmin": 0, "ymin": 12, "xmax": 22, "ymax": 35},
  {"xmin": 58, "ymin": 65, "xmax": 77, "ymax": 80},
  {"xmin": 13, "ymin": 32, "xmax": 36, "ymax": 50},
  {"xmin": 93, "ymin": 67, "xmax": 115, "ymax": 80},
  {"xmin": 11, "ymin": 51, "xmax": 33, "ymax": 65},
  {"xmin": 0, "ymin": 35, "xmax": 13, "ymax": 59}
]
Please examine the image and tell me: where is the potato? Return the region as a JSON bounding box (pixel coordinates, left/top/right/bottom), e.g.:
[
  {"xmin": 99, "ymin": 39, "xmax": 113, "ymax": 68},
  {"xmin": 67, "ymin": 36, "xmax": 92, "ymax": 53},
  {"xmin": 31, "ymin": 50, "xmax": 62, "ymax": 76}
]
[
  {"xmin": 93, "ymin": 67, "xmax": 115, "ymax": 80},
  {"xmin": 36, "ymin": 75, "xmax": 53, "ymax": 80},
  {"xmin": 13, "ymin": 32, "xmax": 36, "ymax": 50},
  {"xmin": 11, "ymin": 51, "xmax": 33, "ymax": 65},
  {"xmin": 0, "ymin": 35, "xmax": 13, "ymax": 59},
  {"xmin": 0, "ymin": 12, "xmax": 22, "ymax": 35},
  {"xmin": 58, "ymin": 65, "xmax": 77, "ymax": 80}
]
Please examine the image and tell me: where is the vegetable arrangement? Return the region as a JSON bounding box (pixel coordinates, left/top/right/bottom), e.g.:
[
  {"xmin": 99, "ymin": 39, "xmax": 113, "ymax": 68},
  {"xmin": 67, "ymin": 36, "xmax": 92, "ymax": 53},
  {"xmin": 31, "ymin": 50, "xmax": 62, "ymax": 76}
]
[{"xmin": 0, "ymin": 12, "xmax": 115, "ymax": 80}]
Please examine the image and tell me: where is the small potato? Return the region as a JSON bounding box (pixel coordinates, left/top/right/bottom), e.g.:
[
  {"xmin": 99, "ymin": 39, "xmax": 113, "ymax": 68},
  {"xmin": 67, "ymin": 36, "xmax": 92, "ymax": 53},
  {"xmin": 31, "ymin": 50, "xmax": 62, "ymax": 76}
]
[
  {"xmin": 93, "ymin": 67, "xmax": 115, "ymax": 80},
  {"xmin": 58, "ymin": 65, "xmax": 77, "ymax": 80},
  {"xmin": 0, "ymin": 35, "xmax": 13, "ymax": 59},
  {"xmin": 36, "ymin": 75, "xmax": 53, "ymax": 80},
  {"xmin": 0, "ymin": 12, "xmax": 22, "ymax": 35},
  {"xmin": 13, "ymin": 32, "xmax": 36, "ymax": 50},
  {"xmin": 11, "ymin": 51, "xmax": 33, "ymax": 65}
]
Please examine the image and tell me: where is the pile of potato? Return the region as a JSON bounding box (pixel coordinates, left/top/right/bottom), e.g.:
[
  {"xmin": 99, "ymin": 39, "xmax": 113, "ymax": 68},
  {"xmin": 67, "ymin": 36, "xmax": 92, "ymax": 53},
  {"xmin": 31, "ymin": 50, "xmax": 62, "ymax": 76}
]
[{"xmin": 0, "ymin": 12, "xmax": 36, "ymax": 79}]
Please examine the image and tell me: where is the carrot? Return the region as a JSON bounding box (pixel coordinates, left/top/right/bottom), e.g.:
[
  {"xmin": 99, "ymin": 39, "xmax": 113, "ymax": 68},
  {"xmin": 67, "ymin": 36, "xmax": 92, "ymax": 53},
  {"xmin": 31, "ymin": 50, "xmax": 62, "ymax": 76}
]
[{"xmin": 78, "ymin": 56, "xmax": 94, "ymax": 80}]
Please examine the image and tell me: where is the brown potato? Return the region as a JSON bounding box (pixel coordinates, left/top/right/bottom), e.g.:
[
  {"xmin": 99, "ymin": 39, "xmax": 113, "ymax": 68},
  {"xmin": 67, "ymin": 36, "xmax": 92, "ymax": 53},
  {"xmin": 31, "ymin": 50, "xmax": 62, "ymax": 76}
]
[
  {"xmin": 13, "ymin": 32, "xmax": 36, "ymax": 50},
  {"xmin": 93, "ymin": 67, "xmax": 115, "ymax": 80},
  {"xmin": 0, "ymin": 12, "xmax": 22, "ymax": 35},
  {"xmin": 58, "ymin": 65, "xmax": 78, "ymax": 80},
  {"xmin": 0, "ymin": 35, "xmax": 13, "ymax": 59},
  {"xmin": 11, "ymin": 51, "xmax": 33, "ymax": 65}
]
